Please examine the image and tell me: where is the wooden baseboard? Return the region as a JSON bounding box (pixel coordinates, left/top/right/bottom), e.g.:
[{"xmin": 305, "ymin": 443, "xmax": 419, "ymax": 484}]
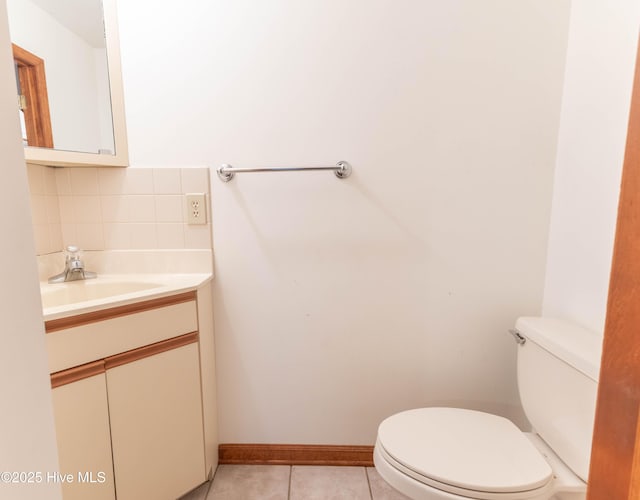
[{"xmin": 219, "ymin": 444, "xmax": 374, "ymax": 467}]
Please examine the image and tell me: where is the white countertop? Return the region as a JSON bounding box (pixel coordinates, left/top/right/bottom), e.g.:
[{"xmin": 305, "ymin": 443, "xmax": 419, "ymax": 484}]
[{"xmin": 41, "ymin": 273, "xmax": 213, "ymax": 321}]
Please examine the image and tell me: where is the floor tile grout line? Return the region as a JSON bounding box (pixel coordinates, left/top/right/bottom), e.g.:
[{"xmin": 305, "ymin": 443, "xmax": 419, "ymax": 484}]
[
  {"xmin": 365, "ymin": 466, "xmax": 374, "ymax": 500},
  {"xmin": 287, "ymin": 465, "xmax": 292, "ymax": 500}
]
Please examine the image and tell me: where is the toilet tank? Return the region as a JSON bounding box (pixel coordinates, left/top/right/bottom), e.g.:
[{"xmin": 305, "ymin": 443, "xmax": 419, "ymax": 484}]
[{"xmin": 515, "ymin": 317, "xmax": 602, "ymax": 483}]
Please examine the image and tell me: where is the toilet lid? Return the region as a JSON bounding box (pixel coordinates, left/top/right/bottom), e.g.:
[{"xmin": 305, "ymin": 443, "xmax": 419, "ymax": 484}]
[{"xmin": 378, "ymin": 408, "xmax": 553, "ymax": 495}]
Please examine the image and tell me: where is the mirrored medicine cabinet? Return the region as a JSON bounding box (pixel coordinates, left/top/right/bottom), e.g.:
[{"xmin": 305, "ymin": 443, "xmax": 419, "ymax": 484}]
[{"xmin": 7, "ymin": 0, "xmax": 128, "ymax": 167}]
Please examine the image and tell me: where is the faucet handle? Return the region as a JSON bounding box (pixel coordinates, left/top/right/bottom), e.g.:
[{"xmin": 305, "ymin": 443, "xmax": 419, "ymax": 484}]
[
  {"xmin": 65, "ymin": 245, "xmax": 82, "ymax": 263},
  {"xmin": 48, "ymin": 245, "xmax": 95, "ymax": 283}
]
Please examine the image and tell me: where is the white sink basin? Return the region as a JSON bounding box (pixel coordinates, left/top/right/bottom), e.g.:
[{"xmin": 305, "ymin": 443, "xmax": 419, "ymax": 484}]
[{"xmin": 40, "ymin": 279, "xmax": 164, "ymax": 309}]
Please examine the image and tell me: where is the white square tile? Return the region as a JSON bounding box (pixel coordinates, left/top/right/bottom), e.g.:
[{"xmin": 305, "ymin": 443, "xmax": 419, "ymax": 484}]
[
  {"xmin": 46, "ymin": 195, "xmax": 61, "ymax": 224},
  {"xmin": 55, "ymin": 168, "xmax": 72, "ymax": 196},
  {"xmin": 98, "ymin": 168, "xmax": 127, "ymax": 195},
  {"xmin": 30, "ymin": 195, "xmax": 48, "ymax": 225},
  {"xmin": 76, "ymin": 223, "xmax": 105, "ymax": 250},
  {"xmin": 155, "ymin": 195, "xmax": 184, "ymax": 223},
  {"xmin": 104, "ymin": 223, "xmax": 131, "ymax": 249},
  {"xmin": 32, "ymin": 224, "xmax": 50, "ymax": 256},
  {"xmin": 61, "ymin": 224, "xmax": 78, "ymax": 248},
  {"xmin": 184, "ymin": 224, "xmax": 212, "ymax": 249},
  {"xmin": 128, "ymin": 195, "xmax": 156, "ymax": 222},
  {"xmin": 49, "ymin": 224, "xmax": 63, "ymax": 252},
  {"xmin": 101, "ymin": 196, "xmax": 129, "ymax": 222},
  {"xmin": 43, "ymin": 166, "xmax": 58, "ymax": 195},
  {"xmin": 58, "ymin": 196, "xmax": 76, "ymax": 224},
  {"xmin": 130, "ymin": 223, "xmax": 157, "ymax": 249},
  {"xmin": 124, "ymin": 168, "xmax": 155, "ymax": 194},
  {"xmin": 73, "ymin": 196, "xmax": 103, "ymax": 224},
  {"xmin": 153, "ymin": 168, "xmax": 182, "ymax": 194},
  {"xmin": 69, "ymin": 168, "xmax": 99, "ymax": 195},
  {"xmin": 181, "ymin": 168, "xmax": 210, "ymax": 193},
  {"xmin": 26, "ymin": 164, "xmax": 45, "ymax": 195},
  {"xmin": 157, "ymin": 223, "xmax": 186, "ymax": 249}
]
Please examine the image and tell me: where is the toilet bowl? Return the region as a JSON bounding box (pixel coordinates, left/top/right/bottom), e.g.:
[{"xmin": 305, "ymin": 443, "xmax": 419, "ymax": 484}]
[
  {"xmin": 374, "ymin": 318, "xmax": 601, "ymax": 500},
  {"xmin": 374, "ymin": 408, "xmax": 585, "ymax": 500}
]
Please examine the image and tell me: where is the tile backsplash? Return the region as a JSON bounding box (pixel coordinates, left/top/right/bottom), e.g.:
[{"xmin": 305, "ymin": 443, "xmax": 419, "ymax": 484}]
[{"xmin": 27, "ymin": 165, "xmax": 212, "ymax": 255}]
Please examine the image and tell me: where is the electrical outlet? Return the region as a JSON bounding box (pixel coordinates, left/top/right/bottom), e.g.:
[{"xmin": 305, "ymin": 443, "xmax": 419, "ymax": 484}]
[{"xmin": 186, "ymin": 193, "xmax": 207, "ymax": 225}]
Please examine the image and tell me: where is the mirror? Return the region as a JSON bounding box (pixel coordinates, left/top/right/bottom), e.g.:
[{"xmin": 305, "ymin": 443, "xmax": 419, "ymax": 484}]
[{"xmin": 6, "ymin": 0, "xmax": 128, "ymax": 167}]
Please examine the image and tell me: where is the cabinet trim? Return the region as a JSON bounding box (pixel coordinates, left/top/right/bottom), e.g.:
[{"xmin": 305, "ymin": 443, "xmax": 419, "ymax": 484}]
[
  {"xmin": 105, "ymin": 331, "xmax": 199, "ymax": 370},
  {"xmin": 51, "ymin": 359, "xmax": 106, "ymax": 388},
  {"xmin": 45, "ymin": 291, "xmax": 197, "ymax": 333}
]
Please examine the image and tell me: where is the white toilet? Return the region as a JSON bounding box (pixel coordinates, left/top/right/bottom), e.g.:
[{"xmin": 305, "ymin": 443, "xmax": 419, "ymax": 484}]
[{"xmin": 374, "ymin": 317, "xmax": 601, "ymax": 500}]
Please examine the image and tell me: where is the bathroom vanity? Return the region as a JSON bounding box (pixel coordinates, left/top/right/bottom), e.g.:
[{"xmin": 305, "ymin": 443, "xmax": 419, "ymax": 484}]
[{"xmin": 41, "ymin": 272, "xmax": 217, "ymax": 500}]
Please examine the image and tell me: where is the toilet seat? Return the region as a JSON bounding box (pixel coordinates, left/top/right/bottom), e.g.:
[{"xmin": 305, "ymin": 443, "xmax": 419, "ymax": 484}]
[{"xmin": 376, "ymin": 408, "xmax": 553, "ymax": 499}]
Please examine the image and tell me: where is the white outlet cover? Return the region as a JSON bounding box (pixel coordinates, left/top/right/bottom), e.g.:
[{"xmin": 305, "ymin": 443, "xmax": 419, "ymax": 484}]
[{"xmin": 186, "ymin": 193, "xmax": 206, "ymax": 224}]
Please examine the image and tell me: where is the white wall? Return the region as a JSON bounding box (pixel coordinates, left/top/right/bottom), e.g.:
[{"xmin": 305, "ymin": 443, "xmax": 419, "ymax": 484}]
[
  {"xmin": 542, "ymin": 0, "xmax": 640, "ymax": 335},
  {"xmin": 6, "ymin": 0, "xmax": 107, "ymax": 153},
  {"xmin": 117, "ymin": 0, "xmax": 571, "ymax": 443},
  {"xmin": 0, "ymin": 2, "xmax": 61, "ymax": 497}
]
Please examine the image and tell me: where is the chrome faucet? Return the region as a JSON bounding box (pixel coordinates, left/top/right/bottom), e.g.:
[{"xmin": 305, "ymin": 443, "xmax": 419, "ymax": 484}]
[{"xmin": 48, "ymin": 246, "xmax": 97, "ymax": 283}]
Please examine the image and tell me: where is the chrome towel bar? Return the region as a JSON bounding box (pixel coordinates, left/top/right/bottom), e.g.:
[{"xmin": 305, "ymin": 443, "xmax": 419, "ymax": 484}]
[{"xmin": 216, "ymin": 161, "xmax": 352, "ymax": 182}]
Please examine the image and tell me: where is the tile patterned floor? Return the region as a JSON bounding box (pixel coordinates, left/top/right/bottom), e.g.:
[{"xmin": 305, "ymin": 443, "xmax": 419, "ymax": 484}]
[{"xmin": 180, "ymin": 465, "xmax": 410, "ymax": 500}]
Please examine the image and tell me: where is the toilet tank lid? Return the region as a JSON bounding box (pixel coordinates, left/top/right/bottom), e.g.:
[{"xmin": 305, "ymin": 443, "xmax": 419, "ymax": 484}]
[{"xmin": 515, "ymin": 317, "xmax": 602, "ymax": 382}]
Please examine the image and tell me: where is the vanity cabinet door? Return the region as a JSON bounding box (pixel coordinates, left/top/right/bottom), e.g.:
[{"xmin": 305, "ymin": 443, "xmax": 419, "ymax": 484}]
[
  {"xmin": 51, "ymin": 371, "xmax": 116, "ymax": 500},
  {"xmin": 106, "ymin": 342, "xmax": 206, "ymax": 500}
]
